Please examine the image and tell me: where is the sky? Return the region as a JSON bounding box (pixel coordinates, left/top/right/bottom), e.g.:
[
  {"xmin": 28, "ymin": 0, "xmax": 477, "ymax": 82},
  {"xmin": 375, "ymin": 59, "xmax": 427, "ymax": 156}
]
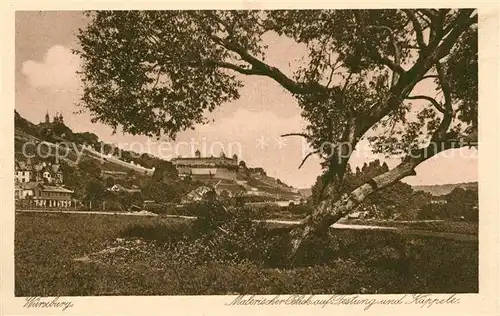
[{"xmin": 15, "ymin": 11, "xmax": 478, "ymax": 189}]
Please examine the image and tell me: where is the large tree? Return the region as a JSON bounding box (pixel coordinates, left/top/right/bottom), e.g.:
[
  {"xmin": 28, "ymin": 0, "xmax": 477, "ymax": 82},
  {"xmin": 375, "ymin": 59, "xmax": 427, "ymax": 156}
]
[{"xmin": 76, "ymin": 9, "xmax": 478, "ymax": 258}]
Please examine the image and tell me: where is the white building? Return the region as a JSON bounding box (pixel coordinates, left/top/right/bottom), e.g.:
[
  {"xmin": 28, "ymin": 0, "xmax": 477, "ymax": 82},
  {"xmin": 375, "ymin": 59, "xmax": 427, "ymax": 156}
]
[{"xmin": 15, "ymin": 161, "xmax": 33, "ymax": 183}]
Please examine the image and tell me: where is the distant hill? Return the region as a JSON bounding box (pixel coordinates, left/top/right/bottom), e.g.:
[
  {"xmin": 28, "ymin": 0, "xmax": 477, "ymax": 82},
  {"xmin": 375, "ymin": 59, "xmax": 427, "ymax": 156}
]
[
  {"xmin": 412, "ymin": 182, "xmax": 478, "ymax": 196},
  {"xmin": 15, "ymin": 111, "xmax": 157, "ymax": 176},
  {"xmin": 287, "ymin": 181, "xmax": 477, "ymax": 200}
]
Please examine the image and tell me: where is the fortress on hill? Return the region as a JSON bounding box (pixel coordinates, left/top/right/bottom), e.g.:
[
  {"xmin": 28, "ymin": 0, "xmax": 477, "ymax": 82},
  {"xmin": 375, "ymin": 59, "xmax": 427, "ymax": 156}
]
[{"xmin": 171, "ymin": 150, "xmax": 239, "ymax": 181}]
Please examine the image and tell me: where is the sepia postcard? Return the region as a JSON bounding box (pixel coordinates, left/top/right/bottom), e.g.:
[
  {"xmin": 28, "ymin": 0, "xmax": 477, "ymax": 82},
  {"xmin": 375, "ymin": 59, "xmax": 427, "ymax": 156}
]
[{"xmin": 1, "ymin": 1, "xmax": 499, "ymax": 315}]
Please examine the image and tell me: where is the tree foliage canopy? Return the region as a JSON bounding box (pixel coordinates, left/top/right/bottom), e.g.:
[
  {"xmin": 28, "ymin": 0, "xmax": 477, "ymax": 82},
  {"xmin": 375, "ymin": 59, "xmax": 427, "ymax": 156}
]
[
  {"xmin": 77, "ymin": 9, "xmax": 478, "ymax": 200},
  {"xmin": 77, "ymin": 9, "xmax": 477, "ymax": 157}
]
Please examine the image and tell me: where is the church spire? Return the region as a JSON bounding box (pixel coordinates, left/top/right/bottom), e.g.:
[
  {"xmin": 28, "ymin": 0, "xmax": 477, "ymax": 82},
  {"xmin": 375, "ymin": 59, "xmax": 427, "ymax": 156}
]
[{"xmin": 45, "ymin": 110, "xmax": 50, "ymax": 124}]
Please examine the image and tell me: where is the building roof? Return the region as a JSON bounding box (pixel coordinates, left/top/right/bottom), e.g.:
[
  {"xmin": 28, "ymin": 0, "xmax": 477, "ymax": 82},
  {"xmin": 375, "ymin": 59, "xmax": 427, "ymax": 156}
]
[
  {"xmin": 16, "ymin": 161, "xmax": 32, "ymax": 171},
  {"xmin": 102, "ymin": 170, "xmax": 128, "ymax": 175},
  {"xmin": 184, "ymin": 186, "xmax": 215, "ymax": 202},
  {"xmin": 51, "ymin": 164, "xmax": 61, "ymax": 173},
  {"xmin": 20, "ymin": 182, "xmax": 73, "ymax": 193},
  {"xmin": 20, "ymin": 182, "xmax": 41, "ymax": 190},
  {"xmin": 172, "ymin": 156, "xmax": 235, "ymax": 162},
  {"xmin": 109, "ymin": 184, "xmax": 141, "ymax": 193}
]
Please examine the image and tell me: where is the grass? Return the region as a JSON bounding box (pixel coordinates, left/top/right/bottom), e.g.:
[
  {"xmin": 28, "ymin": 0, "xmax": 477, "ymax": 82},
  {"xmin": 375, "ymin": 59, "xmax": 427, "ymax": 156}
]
[
  {"xmin": 342, "ymin": 219, "xmax": 478, "ymax": 235},
  {"xmin": 15, "ymin": 212, "xmax": 478, "ymax": 296}
]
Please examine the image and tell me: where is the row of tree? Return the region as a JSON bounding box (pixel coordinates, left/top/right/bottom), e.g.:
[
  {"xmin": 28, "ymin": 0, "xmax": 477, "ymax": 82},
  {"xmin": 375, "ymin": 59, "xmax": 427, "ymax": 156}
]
[
  {"xmin": 310, "ymin": 159, "xmax": 478, "ymax": 221},
  {"xmin": 418, "ymin": 187, "xmax": 478, "ymax": 221},
  {"xmin": 310, "ymin": 159, "xmax": 430, "ymax": 220}
]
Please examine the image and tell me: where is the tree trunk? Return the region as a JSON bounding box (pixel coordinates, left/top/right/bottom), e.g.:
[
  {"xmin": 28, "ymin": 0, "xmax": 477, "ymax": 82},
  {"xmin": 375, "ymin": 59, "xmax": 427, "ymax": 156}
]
[{"xmin": 289, "ymin": 159, "xmax": 419, "ymax": 261}]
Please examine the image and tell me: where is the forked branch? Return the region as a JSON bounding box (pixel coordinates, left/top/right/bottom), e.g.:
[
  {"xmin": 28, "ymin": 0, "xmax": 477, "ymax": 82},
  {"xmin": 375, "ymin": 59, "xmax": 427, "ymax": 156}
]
[
  {"xmin": 406, "ymin": 95, "xmax": 446, "ymax": 113},
  {"xmin": 403, "ymin": 9, "xmax": 427, "ymax": 49},
  {"xmin": 281, "ymin": 133, "xmax": 312, "ymax": 140},
  {"xmin": 298, "ymin": 150, "xmax": 319, "ymax": 169}
]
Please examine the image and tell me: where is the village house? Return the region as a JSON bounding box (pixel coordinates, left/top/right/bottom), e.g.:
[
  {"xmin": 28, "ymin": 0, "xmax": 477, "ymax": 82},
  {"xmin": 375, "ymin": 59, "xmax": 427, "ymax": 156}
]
[
  {"xmin": 40, "ymin": 163, "xmax": 64, "ymax": 184},
  {"xmin": 15, "ymin": 160, "xmax": 33, "ymax": 183},
  {"xmin": 347, "ymin": 210, "xmax": 370, "ymax": 220},
  {"xmin": 101, "ymin": 170, "xmax": 128, "ymax": 181},
  {"xmin": 15, "ymin": 182, "xmax": 74, "ymax": 208},
  {"xmin": 31, "ymin": 183, "xmax": 74, "ymax": 208},
  {"xmin": 18, "ymin": 181, "xmax": 37, "ymax": 199},
  {"xmin": 107, "ymin": 184, "xmax": 141, "ymax": 194},
  {"xmin": 15, "ymin": 158, "xmax": 64, "ymax": 185},
  {"xmin": 15, "ymin": 156, "xmax": 71, "ymax": 207},
  {"xmin": 430, "ymin": 197, "xmax": 448, "ymax": 205},
  {"xmin": 15, "ymin": 184, "xmax": 23, "ymax": 200}
]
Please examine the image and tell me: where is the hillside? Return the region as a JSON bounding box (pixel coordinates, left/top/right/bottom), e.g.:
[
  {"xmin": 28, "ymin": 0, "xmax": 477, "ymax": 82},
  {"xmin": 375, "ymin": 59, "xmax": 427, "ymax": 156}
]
[
  {"xmin": 14, "ymin": 111, "xmax": 301, "ymax": 201},
  {"xmin": 290, "ymin": 181, "xmax": 477, "ymax": 200},
  {"xmin": 412, "ymin": 182, "xmax": 478, "ymax": 196}
]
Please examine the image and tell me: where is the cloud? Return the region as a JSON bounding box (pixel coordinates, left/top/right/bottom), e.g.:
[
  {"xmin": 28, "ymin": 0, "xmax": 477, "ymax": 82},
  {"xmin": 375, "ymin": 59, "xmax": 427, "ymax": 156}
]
[
  {"xmin": 21, "ymin": 45, "xmax": 81, "ymax": 91},
  {"xmin": 196, "ymin": 109, "xmax": 305, "ymax": 138}
]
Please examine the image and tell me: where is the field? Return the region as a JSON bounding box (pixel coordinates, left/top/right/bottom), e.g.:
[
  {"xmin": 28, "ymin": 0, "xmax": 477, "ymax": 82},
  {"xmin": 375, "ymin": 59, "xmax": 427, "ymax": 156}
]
[
  {"xmin": 341, "ymin": 219, "xmax": 479, "ymax": 235},
  {"xmin": 15, "ymin": 212, "xmax": 478, "ymax": 296}
]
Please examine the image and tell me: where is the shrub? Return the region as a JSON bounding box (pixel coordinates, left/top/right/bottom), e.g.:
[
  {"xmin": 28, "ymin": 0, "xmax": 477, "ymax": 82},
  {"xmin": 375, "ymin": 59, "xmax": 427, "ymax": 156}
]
[
  {"xmin": 16, "ymin": 212, "xmax": 478, "ymax": 296},
  {"xmin": 121, "ymin": 220, "xmax": 196, "ymax": 244}
]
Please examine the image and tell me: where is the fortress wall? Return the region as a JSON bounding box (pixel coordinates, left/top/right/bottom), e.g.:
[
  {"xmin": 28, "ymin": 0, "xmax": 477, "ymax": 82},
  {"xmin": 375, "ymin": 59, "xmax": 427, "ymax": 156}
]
[
  {"xmin": 177, "ymin": 166, "xmax": 237, "ymax": 181},
  {"xmin": 190, "ymin": 168, "xmax": 218, "ymax": 175},
  {"xmin": 83, "ymin": 147, "xmax": 155, "ymax": 175},
  {"xmin": 176, "ymin": 167, "xmax": 193, "ymax": 174},
  {"xmin": 174, "ymin": 158, "xmax": 215, "ymax": 166},
  {"xmin": 173, "ymin": 157, "xmax": 237, "ymax": 167},
  {"xmin": 214, "ymin": 168, "xmax": 237, "ymax": 181}
]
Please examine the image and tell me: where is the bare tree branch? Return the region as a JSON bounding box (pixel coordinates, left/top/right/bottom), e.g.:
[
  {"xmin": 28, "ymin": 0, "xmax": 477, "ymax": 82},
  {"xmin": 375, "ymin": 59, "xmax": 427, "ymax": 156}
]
[
  {"xmin": 419, "ymin": 9, "xmax": 440, "ymax": 22},
  {"xmin": 420, "ymin": 74, "xmax": 439, "ymax": 81},
  {"xmin": 326, "ymin": 55, "xmax": 341, "ymax": 89},
  {"xmin": 406, "ymin": 95, "xmax": 445, "ymax": 113},
  {"xmin": 340, "ymin": 72, "xmax": 353, "ymax": 99},
  {"xmin": 184, "ymin": 11, "xmax": 333, "ymax": 96},
  {"xmin": 221, "ymin": 39, "xmax": 330, "ymax": 95},
  {"xmin": 366, "ymin": 25, "xmax": 404, "ymax": 84},
  {"xmin": 401, "ymin": 44, "xmax": 424, "ymax": 50},
  {"xmin": 281, "ymin": 133, "xmax": 312, "ymax": 140},
  {"xmin": 403, "ymin": 9, "xmax": 427, "ymax": 48},
  {"xmin": 361, "ymin": 10, "xmax": 476, "ymax": 138},
  {"xmin": 290, "ymin": 132, "xmax": 473, "ymax": 256},
  {"xmin": 415, "ymin": 11, "xmax": 432, "ymax": 28},
  {"xmin": 433, "ymin": 61, "xmax": 454, "ymax": 140},
  {"xmin": 152, "ymin": 67, "xmax": 163, "ymax": 89},
  {"xmin": 205, "ymin": 60, "xmax": 263, "ymax": 75},
  {"xmin": 298, "ymin": 150, "xmax": 319, "ymax": 169},
  {"xmin": 436, "ymin": 11, "xmax": 476, "ymax": 58}
]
